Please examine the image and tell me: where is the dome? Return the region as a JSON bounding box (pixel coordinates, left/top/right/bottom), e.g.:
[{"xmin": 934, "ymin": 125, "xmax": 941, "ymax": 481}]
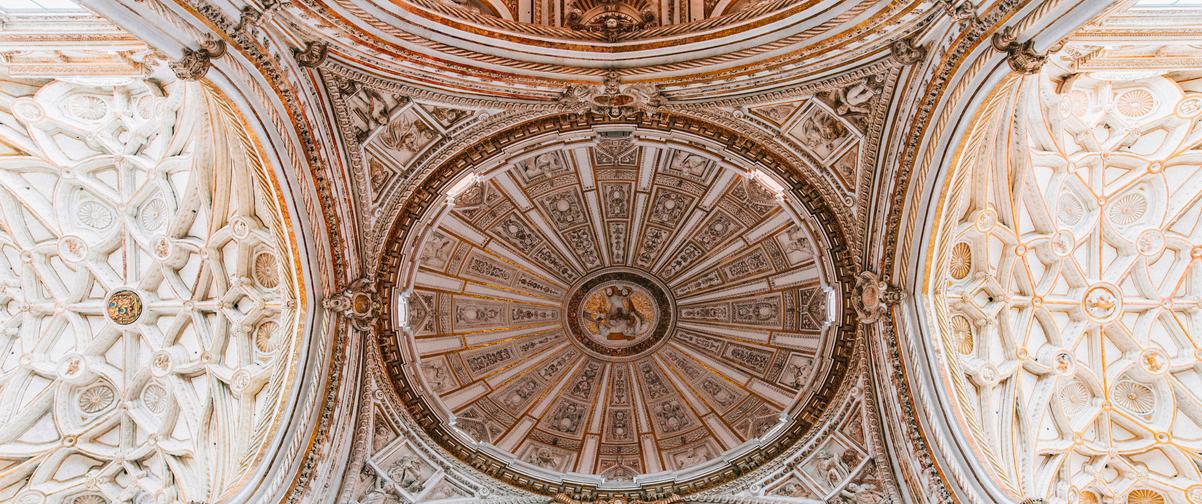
[{"xmin": 379, "ymin": 120, "xmax": 851, "ymax": 497}]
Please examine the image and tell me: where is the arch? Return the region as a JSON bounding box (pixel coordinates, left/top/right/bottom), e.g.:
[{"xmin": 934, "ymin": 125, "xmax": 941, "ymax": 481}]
[
  {"xmin": 886, "ymin": 2, "xmax": 1186, "ymax": 502},
  {"xmin": 73, "ymin": 2, "xmax": 344, "ymax": 502}
]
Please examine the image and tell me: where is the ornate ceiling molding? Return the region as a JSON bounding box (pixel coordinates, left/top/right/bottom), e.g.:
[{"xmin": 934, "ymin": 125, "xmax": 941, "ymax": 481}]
[
  {"xmin": 0, "ymin": 68, "xmax": 306, "ymax": 504},
  {"xmin": 265, "ymin": 0, "xmax": 937, "ymax": 98},
  {"xmin": 1, "ymin": 0, "xmax": 1150, "ymax": 501},
  {"xmin": 71, "ymin": 0, "xmax": 364, "ymax": 502},
  {"xmin": 320, "ymin": 57, "xmax": 899, "ymax": 283}
]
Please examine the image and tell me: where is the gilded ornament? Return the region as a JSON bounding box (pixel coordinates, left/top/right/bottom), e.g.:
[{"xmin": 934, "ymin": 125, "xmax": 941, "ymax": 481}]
[
  {"xmin": 950, "ymin": 315, "xmax": 973, "ymax": 354},
  {"xmin": 1127, "ymin": 489, "xmax": 1166, "ymax": 504},
  {"xmin": 1050, "ymin": 229, "xmax": 1075, "ymax": 257},
  {"xmin": 1186, "ymin": 485, "xmax": 1202, "ymax": 503},
  {"xmin": 948, "ymin": 242, "xmax": 972, "ymax": 280},
  {"xmin": 1081, "ymin": 284, "xmax": 1121, "ymax": 323},
  {"xmin": 1140, "ymin": 348, "xmax": 1168, "ymax": 375},
  {"xmin": 255, "ymin": 321, "xmax": 279, "ymax": 352},
  {"xmin": 566, "ymin": 270, "xmax": 672, "ymax": 358},
  {"xmin": 106, "ymin": 289, "xmax": 143, "ymax": 325},
  {"xmin": 57, "ymin": 235, "xmax": 88, "ymax": 263},
  {"xmin": 254, "ymin": 251, "xmax": 281, "ymax": 288}
]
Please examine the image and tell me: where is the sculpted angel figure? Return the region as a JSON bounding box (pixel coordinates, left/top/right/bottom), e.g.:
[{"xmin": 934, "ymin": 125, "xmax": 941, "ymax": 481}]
[{"xmin": 593, "ymin": 286, "xmax": 645, "ymax": 340}]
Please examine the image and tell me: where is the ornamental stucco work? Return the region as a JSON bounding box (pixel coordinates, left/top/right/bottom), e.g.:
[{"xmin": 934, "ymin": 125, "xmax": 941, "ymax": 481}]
[
  {"xmin": 924, "ymin": 59, "xmax": 1202, "ymax": 503},
  {"xmin": 0, "ymin": 75, "xmax": 303, "ymax": 503}
]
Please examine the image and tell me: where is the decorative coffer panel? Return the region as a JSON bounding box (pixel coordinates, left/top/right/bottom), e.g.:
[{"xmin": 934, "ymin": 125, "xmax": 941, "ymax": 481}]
[
  {"xmin": 924, "ymin": 69, "xmax": 1202, "ymax": 503},
  {"xmin": 0, "ymin": 75, "xmax": 304, "ymax": 503}
]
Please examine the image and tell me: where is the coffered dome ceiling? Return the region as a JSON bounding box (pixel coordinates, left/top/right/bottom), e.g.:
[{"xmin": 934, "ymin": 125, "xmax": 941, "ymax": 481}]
[{"xmin": 378, "ymin": 124, "xmax": 851, "ymax": 496}]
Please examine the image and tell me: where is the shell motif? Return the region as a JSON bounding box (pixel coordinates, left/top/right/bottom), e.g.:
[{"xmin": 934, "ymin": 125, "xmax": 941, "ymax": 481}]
[
  {"xmin": 1058, "ymin": 380, "xmax": 1092, "ymax": 415},
  {"xmin": 67, "ymin": 95, "xmax": 108, "ymax": 121},
  {"xmin": 78, "ymin": 384, "xmax": 115, "ymax": 414},
  {"xmin": 253, "ymin": 252, "xmax": 281, "ymax": 289},
  {"xmin": 1108, "ymin": 192, "xmax": 1148, "ymax": 226},
  {"xmin": 1127, "ymin": 489, "xmax": 1166, "ymax": 504},
  {"xmin": 255, "ymin": 321, "xmax": 279, "ymax": 353},
  {"xmin": 1116, "ymin": 89, "xmax": 1155, "ymax": 118},
  {"xmin": 950, "ymin": 315, "xmax": 974, "ymax": 355},
  {"xmin": 1058, "ymin": 193, "xmax": 1085, "ymax": 225},
  {"xmin": 949, "ymin": 242, "xmax": 972, "ymax": 280},
  {"xmin": 142, "ymin": 382, "xmax": 169, "ymax": 415},
  {"xmin": 1112, "ymin": 379, "xmax": 1155, "ymax": 415}
]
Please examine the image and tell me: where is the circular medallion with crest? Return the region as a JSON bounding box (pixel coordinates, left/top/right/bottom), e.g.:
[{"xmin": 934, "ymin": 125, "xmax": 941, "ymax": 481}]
[{"xmin": 564, "ymin": 269, "xmax": 674, "ymax": 359}]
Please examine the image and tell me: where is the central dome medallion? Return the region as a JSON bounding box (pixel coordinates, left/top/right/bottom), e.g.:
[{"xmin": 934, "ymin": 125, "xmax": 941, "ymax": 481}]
[
  {"xmin": 388, "ymin": 124, "xmax": 847, "ymax": 497},
  {"xmin": 566, "ymin": 268, "xmax": 674, "ymax": 359}
]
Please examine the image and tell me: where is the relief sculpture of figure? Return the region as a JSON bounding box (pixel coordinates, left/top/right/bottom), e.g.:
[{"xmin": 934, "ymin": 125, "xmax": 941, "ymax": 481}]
[{"xmin": 594, "ymin": 286, "xmax": 645, "ymax": 340}]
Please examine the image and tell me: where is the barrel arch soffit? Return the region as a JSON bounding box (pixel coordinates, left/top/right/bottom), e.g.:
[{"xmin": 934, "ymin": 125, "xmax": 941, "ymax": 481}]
[
  {"xmin": 71, "ymin": 0, "xmax": 365, "ymax": 502},
  {"xmin": 868, "ymin": 0, "xmax": 1121, "ymax": 502}
]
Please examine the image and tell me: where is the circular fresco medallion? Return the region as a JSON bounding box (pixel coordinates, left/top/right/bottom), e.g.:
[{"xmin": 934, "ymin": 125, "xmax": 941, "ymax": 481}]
[
  {"xmin": 564, "ymin": 269, "xmax": 674, "ymax": 359},
  {"xmin": 106, "ymin": 289, "xmax": 143, "ymax": 325}
]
